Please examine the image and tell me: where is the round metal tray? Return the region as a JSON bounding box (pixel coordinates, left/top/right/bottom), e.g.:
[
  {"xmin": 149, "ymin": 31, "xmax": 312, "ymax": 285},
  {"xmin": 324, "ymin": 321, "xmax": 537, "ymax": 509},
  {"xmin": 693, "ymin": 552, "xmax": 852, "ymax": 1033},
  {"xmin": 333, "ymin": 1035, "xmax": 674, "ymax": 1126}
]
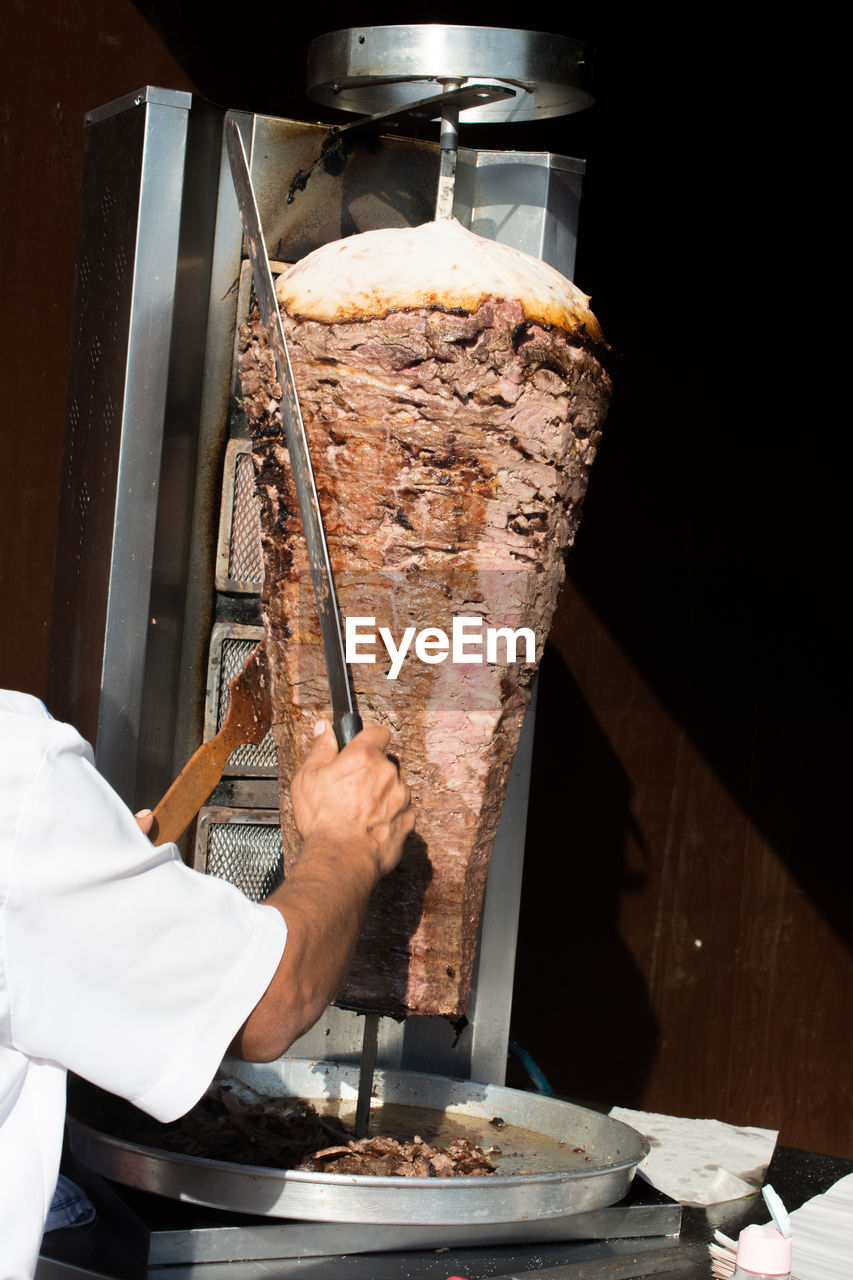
[
  {"xmin": 68, "ymin": 1058, "xmax": 647, "ymax": 1225},
  {"xmin": 307, "ymin": 25, "xmax": 594, "ymax": 123}
]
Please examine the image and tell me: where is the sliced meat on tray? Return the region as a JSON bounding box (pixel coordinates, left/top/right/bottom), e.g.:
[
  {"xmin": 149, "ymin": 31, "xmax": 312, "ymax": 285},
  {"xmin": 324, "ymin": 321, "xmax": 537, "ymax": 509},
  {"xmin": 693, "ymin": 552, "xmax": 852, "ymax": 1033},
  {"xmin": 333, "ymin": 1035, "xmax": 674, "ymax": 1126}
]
[{"xmin": 297, "ymin": 1134, "xmax": 499, "ymax": 1178}]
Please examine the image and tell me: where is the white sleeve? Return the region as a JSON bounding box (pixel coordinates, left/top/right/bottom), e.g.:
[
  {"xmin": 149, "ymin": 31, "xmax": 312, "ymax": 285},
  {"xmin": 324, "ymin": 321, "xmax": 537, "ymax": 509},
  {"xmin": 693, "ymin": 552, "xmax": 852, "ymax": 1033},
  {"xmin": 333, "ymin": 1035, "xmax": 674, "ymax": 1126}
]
[{"xmin": 2, "ymin": 710, "xmax": 287, "ymax": 1123}]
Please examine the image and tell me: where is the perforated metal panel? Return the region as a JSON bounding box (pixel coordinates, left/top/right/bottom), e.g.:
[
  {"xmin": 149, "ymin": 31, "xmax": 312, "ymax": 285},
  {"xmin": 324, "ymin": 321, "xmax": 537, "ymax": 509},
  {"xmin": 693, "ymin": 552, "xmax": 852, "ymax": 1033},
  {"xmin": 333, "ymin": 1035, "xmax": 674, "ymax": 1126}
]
[
  {"xmin": 230, "ymin": 451, "xmax": 263, "ymax": 582},
  {"xmin": 215, "ymin": 437, "xmax": 263, "ymax": 594},
  {"xmin": 195, "ymin": 806, "xmax": 283, "ymax": 901},
  {"xmin": 204, "ymin": 623, "xmax": 277, "ymax": 775}
]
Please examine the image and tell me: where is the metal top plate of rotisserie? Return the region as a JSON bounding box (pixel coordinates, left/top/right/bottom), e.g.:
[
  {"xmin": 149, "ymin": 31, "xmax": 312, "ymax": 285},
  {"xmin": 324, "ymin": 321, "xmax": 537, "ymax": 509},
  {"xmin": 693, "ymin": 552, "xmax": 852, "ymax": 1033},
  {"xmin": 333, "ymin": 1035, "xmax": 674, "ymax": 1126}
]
[
  {"xmin": 67, "ymin": 1058, "xmax": 646, "ymax": 1225},
  {"xmin": 307, "ymin": 25, "xmax": 594, "ymax": 123}
]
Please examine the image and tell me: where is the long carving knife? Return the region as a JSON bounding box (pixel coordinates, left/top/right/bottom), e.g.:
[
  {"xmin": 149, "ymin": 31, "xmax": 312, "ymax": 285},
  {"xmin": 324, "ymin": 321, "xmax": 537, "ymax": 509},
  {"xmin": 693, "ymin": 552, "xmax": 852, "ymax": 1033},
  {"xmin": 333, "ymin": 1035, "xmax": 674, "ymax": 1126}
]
[
  {"xmin": 226, "ymin": 120, "xmax": 378, "ymax": 1135},
  {"xmin": 225, "ymin": 119, "xmax": 361, "ymax": 750}
]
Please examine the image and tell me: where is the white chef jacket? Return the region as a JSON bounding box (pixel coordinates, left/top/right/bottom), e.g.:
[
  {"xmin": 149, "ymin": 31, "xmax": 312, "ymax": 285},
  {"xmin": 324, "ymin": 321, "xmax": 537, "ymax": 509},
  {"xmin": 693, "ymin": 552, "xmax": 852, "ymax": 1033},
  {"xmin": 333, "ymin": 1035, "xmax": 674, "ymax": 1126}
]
[{"xmin": 0, "ymin": 691, "xmax": 288, "ymax": 1280}]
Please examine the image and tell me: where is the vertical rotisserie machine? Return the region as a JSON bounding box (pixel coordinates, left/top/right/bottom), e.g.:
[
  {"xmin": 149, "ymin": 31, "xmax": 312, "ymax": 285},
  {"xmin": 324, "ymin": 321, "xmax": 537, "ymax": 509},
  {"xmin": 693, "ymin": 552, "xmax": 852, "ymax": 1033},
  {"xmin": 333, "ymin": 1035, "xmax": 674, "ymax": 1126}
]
[
  {"xmin": 48, "ymin": 24, "xmax": 593, "ymax": 1087},
  {"xmin": 42, "ymin": 27, "xmax": 681, "ymax": 1277}
]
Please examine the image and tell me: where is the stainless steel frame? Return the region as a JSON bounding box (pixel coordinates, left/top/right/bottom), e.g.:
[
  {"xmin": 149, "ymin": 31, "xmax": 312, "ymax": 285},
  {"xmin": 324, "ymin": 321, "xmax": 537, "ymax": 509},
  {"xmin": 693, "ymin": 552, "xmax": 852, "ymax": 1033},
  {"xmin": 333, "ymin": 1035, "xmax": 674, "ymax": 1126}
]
[{"xmin": 49, "ymin": 86, "xmax": 585, "ymax": 1087}]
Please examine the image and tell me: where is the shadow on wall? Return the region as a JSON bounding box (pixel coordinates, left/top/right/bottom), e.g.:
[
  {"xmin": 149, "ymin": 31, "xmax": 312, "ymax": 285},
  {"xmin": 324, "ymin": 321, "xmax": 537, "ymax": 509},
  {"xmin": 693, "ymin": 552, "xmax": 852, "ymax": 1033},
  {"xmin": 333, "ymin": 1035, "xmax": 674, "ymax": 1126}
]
[{"xmin": 508, "ymin": 643, "xmax": 659, "ymax": 1106}]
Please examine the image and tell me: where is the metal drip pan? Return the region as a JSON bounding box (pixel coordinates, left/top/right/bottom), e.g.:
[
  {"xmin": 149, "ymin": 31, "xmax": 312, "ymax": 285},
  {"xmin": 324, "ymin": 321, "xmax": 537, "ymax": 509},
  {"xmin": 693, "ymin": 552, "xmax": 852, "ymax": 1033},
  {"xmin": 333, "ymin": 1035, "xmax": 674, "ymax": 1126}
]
[{"xmin": 68, "ymin": 1058, "xmax": 647, "ymax": 1225}]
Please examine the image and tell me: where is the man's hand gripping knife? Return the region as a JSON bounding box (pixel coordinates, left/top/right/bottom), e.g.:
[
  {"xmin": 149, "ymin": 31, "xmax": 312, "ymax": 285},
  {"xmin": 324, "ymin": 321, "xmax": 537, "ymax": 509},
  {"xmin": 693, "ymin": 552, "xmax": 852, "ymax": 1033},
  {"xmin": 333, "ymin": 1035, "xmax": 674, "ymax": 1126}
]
[{"xmin": 231, "ymin": 721, "xmax": 414, "ymax": 1062}]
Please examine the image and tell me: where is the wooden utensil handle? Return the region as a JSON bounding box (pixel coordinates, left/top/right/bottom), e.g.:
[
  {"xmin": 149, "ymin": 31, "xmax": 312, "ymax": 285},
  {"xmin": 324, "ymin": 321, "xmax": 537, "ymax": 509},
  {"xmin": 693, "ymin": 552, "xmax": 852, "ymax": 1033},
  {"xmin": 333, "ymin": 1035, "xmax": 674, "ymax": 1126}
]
[{"xmin": 149, "ymin": 732, "xmax": 233, "ymax": 847}]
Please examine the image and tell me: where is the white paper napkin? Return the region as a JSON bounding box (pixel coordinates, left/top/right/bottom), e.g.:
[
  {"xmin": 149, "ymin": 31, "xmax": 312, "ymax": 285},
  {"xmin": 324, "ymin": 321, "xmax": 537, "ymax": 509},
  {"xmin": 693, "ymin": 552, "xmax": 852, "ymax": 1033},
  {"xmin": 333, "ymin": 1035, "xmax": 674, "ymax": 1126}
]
[
  {"xmin": 788, "ymin": 1170, "xmax": 853, "ymax": 1280},
  {"xmin": 609, "ymin": 1106, "xmax": 778, "ymax": 1207}
]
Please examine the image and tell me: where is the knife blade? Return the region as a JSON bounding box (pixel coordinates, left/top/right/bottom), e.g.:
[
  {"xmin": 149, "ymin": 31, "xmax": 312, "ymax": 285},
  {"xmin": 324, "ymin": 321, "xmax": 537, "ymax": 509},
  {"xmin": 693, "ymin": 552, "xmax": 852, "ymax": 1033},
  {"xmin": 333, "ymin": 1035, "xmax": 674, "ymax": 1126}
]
[
  {"xmin": 225, "ymin": 118, "xmax": 361, "ymax": 750},
  {"xmin": 226, "ymin": 121, "xmax": 379, "ymax": 1133}
]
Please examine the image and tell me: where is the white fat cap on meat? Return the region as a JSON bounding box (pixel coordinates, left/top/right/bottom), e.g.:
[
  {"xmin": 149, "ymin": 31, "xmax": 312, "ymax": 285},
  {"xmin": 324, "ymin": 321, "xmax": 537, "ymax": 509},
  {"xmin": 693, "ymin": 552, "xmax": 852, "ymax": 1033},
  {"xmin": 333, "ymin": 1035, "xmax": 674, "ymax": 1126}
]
[{"xmin": 275, "ymin": 219, "xmax": 603, "ymax": 342}]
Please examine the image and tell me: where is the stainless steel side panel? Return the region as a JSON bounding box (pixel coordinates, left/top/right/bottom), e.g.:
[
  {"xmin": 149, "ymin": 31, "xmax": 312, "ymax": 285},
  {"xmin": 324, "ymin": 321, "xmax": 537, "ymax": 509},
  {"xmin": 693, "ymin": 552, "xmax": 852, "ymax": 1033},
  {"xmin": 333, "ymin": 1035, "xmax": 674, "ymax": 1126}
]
[
  {"xmin": 48, "ymin": 87, "xmax": 223, "ymax": 808},
  {"xmin": 48, "ymin": 88, "xmax": 190, "ymax": 787},
  {"xmin": 455, "ymin": 149, "xmax": 585, "ymax": 280}
]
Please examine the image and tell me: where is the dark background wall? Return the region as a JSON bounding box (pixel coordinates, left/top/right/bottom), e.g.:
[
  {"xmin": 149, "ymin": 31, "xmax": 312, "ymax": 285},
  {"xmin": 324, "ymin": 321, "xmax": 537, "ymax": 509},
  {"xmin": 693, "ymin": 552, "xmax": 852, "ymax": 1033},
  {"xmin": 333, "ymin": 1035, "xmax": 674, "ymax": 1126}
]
[{"xmin": 1, "ymin": 3, "xmax": 848, "ymax": 1155}]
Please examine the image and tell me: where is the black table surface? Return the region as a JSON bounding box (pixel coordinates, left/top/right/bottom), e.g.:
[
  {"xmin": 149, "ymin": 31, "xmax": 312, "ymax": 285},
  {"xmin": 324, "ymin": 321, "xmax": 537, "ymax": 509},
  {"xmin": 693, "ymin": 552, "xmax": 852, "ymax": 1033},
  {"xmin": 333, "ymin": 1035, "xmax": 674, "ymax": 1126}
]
[
  {"xmin": 676, "ymin": 1142, "xmax": 852, "ymax": 1274},
  {"xmin": 39, "ymin": 1143, "xmax": 852, "ymax": 1278}
]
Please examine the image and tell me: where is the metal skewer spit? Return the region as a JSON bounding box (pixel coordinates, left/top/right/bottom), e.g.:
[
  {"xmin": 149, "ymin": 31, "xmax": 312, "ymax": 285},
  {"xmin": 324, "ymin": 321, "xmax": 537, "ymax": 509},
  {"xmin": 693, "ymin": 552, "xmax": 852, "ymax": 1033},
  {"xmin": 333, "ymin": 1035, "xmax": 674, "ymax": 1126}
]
[
  {"xmin": 307, "ymin": 24, "xmax": 594, "ymax": 223},
  {"xmin": 219, "ymin": 22, "xmax": 597, "ymax": 1142},
  {"xmin": 301, "ymin": 22, "xmax": 595, "ymax": 1134}
]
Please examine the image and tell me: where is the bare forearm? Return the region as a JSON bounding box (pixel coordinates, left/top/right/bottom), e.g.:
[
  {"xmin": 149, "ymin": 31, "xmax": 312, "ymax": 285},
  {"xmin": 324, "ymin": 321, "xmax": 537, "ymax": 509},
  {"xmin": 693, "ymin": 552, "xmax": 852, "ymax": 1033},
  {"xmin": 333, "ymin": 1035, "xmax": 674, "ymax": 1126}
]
[
  {"xmin": 229, "ymin": 720, "xmax": 414, "ymax": 1062},
  {"xmin": 231, "ymin": 835, "xmax": 379, "ymax": 1060}
]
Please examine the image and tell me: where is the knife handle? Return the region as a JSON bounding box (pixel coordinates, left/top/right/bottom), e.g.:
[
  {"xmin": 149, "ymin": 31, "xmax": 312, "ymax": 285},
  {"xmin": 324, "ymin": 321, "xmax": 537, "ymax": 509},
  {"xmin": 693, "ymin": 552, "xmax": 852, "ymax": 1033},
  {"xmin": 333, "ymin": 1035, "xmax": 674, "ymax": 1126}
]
[{"xmin": 333, "ymin": 711, "xmax": 363, "ymax": 749}]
